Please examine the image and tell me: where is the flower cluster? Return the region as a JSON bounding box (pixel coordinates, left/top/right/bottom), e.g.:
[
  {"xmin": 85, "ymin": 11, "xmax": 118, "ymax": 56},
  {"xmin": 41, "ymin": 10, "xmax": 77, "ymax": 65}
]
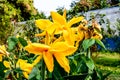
[
  {"xmin": 25, "ymin": 9, "xmax": 102, "ymax": 73},
  {"xmin": 1, "ymin": 10, "xmax": 102, "ymax": 79}
]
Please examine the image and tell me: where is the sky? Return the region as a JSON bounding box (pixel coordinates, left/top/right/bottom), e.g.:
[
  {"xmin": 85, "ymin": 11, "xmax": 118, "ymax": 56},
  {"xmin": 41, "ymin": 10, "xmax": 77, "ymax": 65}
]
[{"xmin": 33, "ymin": 0, "xmax": 74, "ymax": 16}]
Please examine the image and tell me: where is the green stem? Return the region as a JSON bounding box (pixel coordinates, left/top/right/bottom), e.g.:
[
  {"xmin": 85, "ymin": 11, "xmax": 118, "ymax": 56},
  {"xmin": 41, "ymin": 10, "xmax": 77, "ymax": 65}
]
[
  {"xmin": 87, "ymin": 48, "xmax": 91, "ymax": 58},
  {"xmin": 41, "ymin": 59, "xmax": 46, "ymax": 80},
  {"xmin": 11, "ymin": 71, "xmax": 17, "ymax": 80}
]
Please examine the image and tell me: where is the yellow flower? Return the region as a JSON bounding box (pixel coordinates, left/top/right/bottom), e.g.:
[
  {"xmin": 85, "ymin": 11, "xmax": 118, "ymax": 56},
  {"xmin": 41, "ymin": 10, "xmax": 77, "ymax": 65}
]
[
  {"xmin": 0, "ymin": 54, "xmax": 3, "ymax": 61},
  {"xmin": 25, "ymin": 41, "xmax": 76, "ymax": 73},
  {"xmin": 35, "ymin": 19, "xmax": 57, "ymax": 36},
  {"xmin": 0, "ymin": 45, "xmax": 9, "ymax": 61},
  {"xmin": 3, "ymin": 60, "xmax": 11, "ymax": 69},
  {"xmin": 50, "ymin": 10, "xmax": 84, "ymax": 34},
  {"xmin": 3, "ymin": 60, "xmax": 11, "ymax": 73},
  {"xmin": 63, "ymin": 28, "xmax": 76, "ymax": 46},
  {"xmin": 91, "ymin": 31, "xmax": 103, "ymax": 40},
  {"xmin": 0, "ymin": 45, "xmax": 9, "ymax": 55},
  {"xmin": 3, "ymin": 59, "xmax": 34, "ymax": 79},
  {"xmin": 35, "ymin": 10, "xmax": 84, "ymax": 36},
  {"xmin": 16, "ymin": 59, "xmax": 33, "ymax": 79},
  {"xmin": 74, "ymin": 24, "xmax": 88, "ymax": 47}
]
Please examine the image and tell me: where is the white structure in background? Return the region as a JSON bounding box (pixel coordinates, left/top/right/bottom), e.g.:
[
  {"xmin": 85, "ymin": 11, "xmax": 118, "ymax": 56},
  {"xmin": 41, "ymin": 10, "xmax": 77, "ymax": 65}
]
[
  {"xmin": 85, "ymin": 7, "xmax": 120, "ymax": 35},
  {"xmin": 14, "ymin": 7, "xmax": 120, "ymax": 35}
]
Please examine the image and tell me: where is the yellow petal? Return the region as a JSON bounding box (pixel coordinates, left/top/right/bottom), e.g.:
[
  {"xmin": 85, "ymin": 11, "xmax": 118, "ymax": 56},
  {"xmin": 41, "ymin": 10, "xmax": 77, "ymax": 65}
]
[
  {"xmin": 45, "ymin": 31, "xmax": 51, "ymax": 45},
  {"xmin": 25, "ymin": 43, "xmax": 50, "ymax": 55},
  {"xmin": 54, "ymin": 54, "xmax": 70, "ymax": 73},
  {"xmin": 92, "ymin": 32, "xmax": 103, "ymax": 40},
  {"xmin": 51, "ymin": 42, "xmax": 76, "ymax": 56},
  {"xmin": 23, "ymin": 72, "xmax": 29, "ymax": 79},
  {"xmin": 46, "ymin": 23, "xmax": 57, "ymax": 35},
  {"xmin": 35, "ymin": 19, "xmax": 52, "ymax": 30},
  {"xmin": 0, "ymin": 45, "xmax": 9, "ymax": 55},
  {"xmin": 16, "ymin": 59, "xmax": 33, "ymax": 79},
  {"xmin": 35, "ymin": 31, "xmax": 46, "ymax": 37},
  {"xmin": 0, "ymin": 55, "xmax": 2, "ymax": 61},
  {"xmin": 3, "ymin": 61, "xmax": 10, "ymax": 68},
  {"xmin": 63, "ymin": 9, "xmax": 66, "ymax": 18},
  {"xmin": 16, "ymin": 59, "xmax": 27, "ymax": 68},
  {"xmin": 77, "ymin": 31, "xmax": 84, "ymax": 41},
  {"xmin": 43, "ymin": 52, "xmax": 53, "ymax": 72},
  {"xmin": 63, "ymin": 29, "xmax": 75, "ymax": 46},
  {"xmin": 85, "ymin": 31, "xmax": 90, "ymax": 39},
  {"xmin": 75, "ymin": 31, "xmax": 84, "ymax": 47},
  {"xmin": 67, "ymin": 17, "xmax": 84, "ymax": 27},
  {"xmin": 54, "ymin": 24, "xmax": 64, "ymax": 34},
  {"xmin": 51, "ymin": 11, "xmax": 66, "ymax": 25},
  {"xmin": 53, "ymin": 36, "xmax": 63, "ymax": 43}
]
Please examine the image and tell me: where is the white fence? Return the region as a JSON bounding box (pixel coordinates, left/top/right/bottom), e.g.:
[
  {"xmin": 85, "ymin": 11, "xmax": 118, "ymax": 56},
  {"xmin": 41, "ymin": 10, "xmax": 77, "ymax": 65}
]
[{"xmin": 85, "ymin": 7, "xmax": 120, "ymax": 35}]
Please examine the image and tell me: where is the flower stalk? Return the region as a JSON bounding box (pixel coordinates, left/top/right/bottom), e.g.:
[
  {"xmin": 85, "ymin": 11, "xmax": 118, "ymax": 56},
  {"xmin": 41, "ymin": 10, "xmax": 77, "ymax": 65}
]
[
  {"xmin": 87, "ymin": 48, "xmax": 91, "ymax": 58},
  {"xmin": 41, "ymin": 59, "xmax": 46, "ymax": 80}
]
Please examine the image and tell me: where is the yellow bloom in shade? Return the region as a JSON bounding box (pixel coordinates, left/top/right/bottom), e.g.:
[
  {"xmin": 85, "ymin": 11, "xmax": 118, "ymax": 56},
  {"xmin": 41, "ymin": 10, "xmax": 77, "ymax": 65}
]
[
  {"xmin": 25, "ymin": 41, "xmax": 76, "ymax": 73},
  {"xmin": 0, "ymin": 54, "xmax": 3, "ymax": 61},
  {"xmin": 0, "ymin": 45, "xmax": 9, "ymax": 61},
  {"xmin": 0, "ymin": 45, "xmax": 9, "ymax": 55},
  {"xmin": 3, "ymin": 61, "xmax": 11, "ymax": 68},
  {"xmin": 3, "ymin": 59, "xmax": 35, "ymax": 79},
  {"xmin": 16, "ymin": 59, "xmax": 33, "ymax": 79}
]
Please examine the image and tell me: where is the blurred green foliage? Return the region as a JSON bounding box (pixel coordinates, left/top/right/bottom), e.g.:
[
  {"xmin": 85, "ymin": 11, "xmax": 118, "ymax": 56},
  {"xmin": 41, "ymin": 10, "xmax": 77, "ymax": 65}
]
[{"xmin": 0, "ymin": 0, "xmax": 46, "ymax": 44}]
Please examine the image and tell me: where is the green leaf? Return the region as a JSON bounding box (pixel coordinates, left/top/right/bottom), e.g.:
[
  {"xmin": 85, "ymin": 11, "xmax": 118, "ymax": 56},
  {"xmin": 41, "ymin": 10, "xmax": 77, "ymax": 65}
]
[
  {"xmin": 53, "ymin": 60, "xmax": 65, "ymax": 80},
  {"xmin": 14, "ymin": 67, "xmax": 23, "ymax": 74},
  {"xmin": 82, "ymin": 39, "xmax": 95, "ymax": 51},
  {"xmin": 18, "ymin": 37, "xmax": 27, "ymax": 47},
  {"xmin": 28, "ymin": 66, "xmax": 40, "ymax": 80},
  {"xmin": 95, "ymin": 67, "xmax": 103, "ymax": 80},
  {"xmin": 95, "ymin": 39, "xmax": 106, "ymax": 50},
  {"xmin": 7, "ymin": 36, "xmax": 18, "ymax": 51},
  {"xmin": 82, "ymin": 57, "xmax": 95, "ymax": 71},
  {"xmin": 103, "ymin": 72, "xmax": 112, "ymax": 79},
  {"xmin": 0, "ymin": 62, "xmax": 6, "ymax": 78}
]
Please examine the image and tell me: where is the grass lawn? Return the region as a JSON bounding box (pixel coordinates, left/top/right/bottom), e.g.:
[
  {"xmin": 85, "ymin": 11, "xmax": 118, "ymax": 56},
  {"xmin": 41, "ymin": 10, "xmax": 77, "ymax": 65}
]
[{"xmin": 92, "ymin": 52, "xmax": 120, "ymax": 80}]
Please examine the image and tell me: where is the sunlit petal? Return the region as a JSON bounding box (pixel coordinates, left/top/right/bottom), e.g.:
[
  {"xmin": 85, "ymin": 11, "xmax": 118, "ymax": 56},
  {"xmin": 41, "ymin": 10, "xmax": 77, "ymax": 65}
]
[
  {"xmin": 63, "ymin": 29, "xmax": 75, "ymax": 46},
  {"xmin": 35, "ymin": 19, "xmax": 52, "ymax": 30},
  {"xmin": 63, "ymin": 9, "xmax": 66, "ymax": 18},
  {"xmin": 54, "ymin": 54, "xmax": 70, "ymax": 73},
  {"xmin": 35, "ymin": 31, "xmax": 46, "ymax": 37},
  {"xmin": 25, "ymin": 43, "xmax": 50, "ymax": 55},
  {"xmin": 51, "ymin": 42, "xmax": 76, "ymax": 56},
  {"xmin": 67, "ymin": 17, "xmax": 84, "ymax": 27},
  {"xmin": 51, "ymin": 11, "xmax": 66, "ymax": 25},
  {"xmin": 23, "ymin": 72, "xmax": 29, "ymax": 79},
  {"xmin": 43, "ymin": 52, "xmax": 54, "ymax": 72}
]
